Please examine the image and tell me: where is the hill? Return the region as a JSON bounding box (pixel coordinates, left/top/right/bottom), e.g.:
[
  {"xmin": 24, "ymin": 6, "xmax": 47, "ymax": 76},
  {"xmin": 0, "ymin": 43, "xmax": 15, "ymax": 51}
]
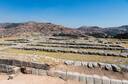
[
  {"xmin": 0, "ymin": 22, "xmax": 128, "ymax": 39},
  {"xmin": 0, "ymin": 22, "xmax": 83, "ymax": 37},
  {"xmin": 78, "ymin": 25, "xmax": 128, "ymax": 38}
]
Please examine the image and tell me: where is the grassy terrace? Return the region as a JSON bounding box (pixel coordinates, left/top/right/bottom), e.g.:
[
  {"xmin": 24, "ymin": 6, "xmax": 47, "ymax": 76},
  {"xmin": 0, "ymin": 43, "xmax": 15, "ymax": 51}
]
[
  {"xmin": 123, "ymin": 44, "xmax": 128, "ymax": 48},
  {"xmin": 3, "ymin": 48, "xmax": 128, "ymax": 64},
  {"xmin": 28, "ymin": 43, "xmax": 124, "ymax": 53},
  {"xmin": 28, "ymin": 44, "xmax": 122, "ymax": 53},
  {"xmin": 0, "ymin": 38, "xmax": 128, "ymax": 64}
]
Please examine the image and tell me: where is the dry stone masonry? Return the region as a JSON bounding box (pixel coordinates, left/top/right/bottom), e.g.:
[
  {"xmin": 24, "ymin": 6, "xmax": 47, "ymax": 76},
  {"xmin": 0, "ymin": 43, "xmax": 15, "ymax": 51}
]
[
  {"xmin": 47, "ymin": 70, "xmax": 128, "ymax": 84},
  {"xmin": 0, "ymin": 58, "xmax": 128, "ymax": 84},
  {"xmin": 0, "ymin": 59, "xmax": 50, "ymax": 70},
  {"xmin": 29, "ymin": 43, "xmax": 125, "ymax": 50},
  {"xmin": 64, "ymin": 60, "xmax": 128, "ymax": 72},
  {"xmin": 13, "ymin": 46, "xmax": 128, "ymax": 57}
]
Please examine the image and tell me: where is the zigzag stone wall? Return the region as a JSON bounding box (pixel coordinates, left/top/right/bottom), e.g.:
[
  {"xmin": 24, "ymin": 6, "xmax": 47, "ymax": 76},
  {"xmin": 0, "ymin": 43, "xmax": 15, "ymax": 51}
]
[
  {"xmin": 64, "ymin": 60, "xmax": 128, "ymax": 72},
  {"xmin": 47, "ymin": 70, "xmax": 128, "ymax": 84},
  {"xmin": 0, "ymin": 59, "xmax": 127, "ymax": 84},
  {"xmin": 22, "ymin": 68, "xmax": 128, "ymax": 84},
  {"xmin": 0, "ymin": 64, "xmax": 20, "ymax": 74},
  {"xmin": 0, "ymin": 64, "xmax": 14, "ymax": 73},
  {"xmin": 29, "ymin": 44, "xmax": 125, "ymax": 50},
  {"xmin": 35, "ymin": 56, "xmax": 128, "ymax": 72},
  {"xmin": 13, "ymin": 47, "xmax": 128, "ymax": 57},
  {"xmin": 38, "ymin": 42, "xmax": 122, "ymax": 47},
  {"xmin": 0, "ymin": 59, "xmax": 50, "ymax": 70}
]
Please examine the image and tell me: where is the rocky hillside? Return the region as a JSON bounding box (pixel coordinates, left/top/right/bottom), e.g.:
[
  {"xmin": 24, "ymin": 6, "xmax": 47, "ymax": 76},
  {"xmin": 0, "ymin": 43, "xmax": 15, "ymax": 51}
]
[
  {"xmin": 0, "ymin": 22, "xmax": 128, "ymax": 38},
  {"xmin": 78, "ymin": 25, "xmax": 128, "ymax": 38},
  {"xmin": 0, "ymin": 22, "xmax": 84, "ymax": 37}
]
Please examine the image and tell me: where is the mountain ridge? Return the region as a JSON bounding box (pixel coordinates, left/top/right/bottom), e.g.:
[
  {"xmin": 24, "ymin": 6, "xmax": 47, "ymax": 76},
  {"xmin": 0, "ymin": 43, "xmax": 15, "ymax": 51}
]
[{"xmin": 0, "ymin": 22, "xmax": 128, "ymax": 38}]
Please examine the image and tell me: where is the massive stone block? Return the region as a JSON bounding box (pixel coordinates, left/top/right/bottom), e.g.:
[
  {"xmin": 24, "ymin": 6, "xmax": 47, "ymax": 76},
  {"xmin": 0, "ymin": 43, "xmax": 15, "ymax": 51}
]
[
  {"xmin": 111, "ymin": 64, "xmax": 121, "ymax": 72},
  {"xmin": 98, "ymin": 63, "xmax": 106, "ymax": 69},
  {"xmin": 102, "ymin": 76, "xmax": 110, "ymax": 84},
  {"xmin": 12, "ymin": 67, "xmax": 20, "ymax": 74},
  {"xmin": 86, "ymin": 75, "xmax": 94, "ymax": 84},
  {"xmin": 55, "ymin": 70, "xmax": 67, "ymax": 80},
  {"xmin": 21, "ymin": 67, "xmax": 32, "ymax": 74},
  {"xmin": 67, "ymin": 72, "xmax": 80, "ymax": 81},
  {"xmin": 105, "ymin": 64, "xmax": 112, "ymax": 71},
  {"xmin": 92, "ymin": 62, "xmax": 98, "ymax": 68},
  {"xmin": 111, "ymin": 79, "xmax": 122, "ymax": 84},
  {"xmin": 64, "ymin": 60, "xmax": 74, "ymax": 65},
  {"xmin": 87, "ymin": 62, "xmax": 94, "ymax": 68},
  {"xmin": 0, "ymin": 59, "xmax": 50, "ymax": 70},
  {"xmin": 93, "ymin": 75, "xmax": 102, "ymax": 84},
  {"xmin": 0, "ymin": 64, "xmax": 13, "ymax": 73},
  {"xmin": 81, "ymin": 62, "xmax": 88, "ymax": 67},
  {"xmin": 122, "ymin": 80, "xmax": 128, "ymax": 84},
  {"xmin": 74, "ymin": 61, "xmax": 82, "ymax": 66},
  {"xmin": 38, "ymin": 69, "xmax": 47, "ymax": 76},
  {"xmin": 47, "ymin": 70, "xmax": 57, "ymax": 77},
  {"xmin": 119, "ymin": 65, "xmax": 128, "ymax": 72},
  {"xmin": 79, "ymin": 74, "xmax": 86, "ymax": 84}
]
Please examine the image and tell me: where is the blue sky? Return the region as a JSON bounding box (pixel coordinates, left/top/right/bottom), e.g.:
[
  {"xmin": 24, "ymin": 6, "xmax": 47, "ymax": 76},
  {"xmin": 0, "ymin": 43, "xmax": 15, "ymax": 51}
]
[{"xmin": 0, "ymin": 0, "xmax": 128, "ymax": 28}]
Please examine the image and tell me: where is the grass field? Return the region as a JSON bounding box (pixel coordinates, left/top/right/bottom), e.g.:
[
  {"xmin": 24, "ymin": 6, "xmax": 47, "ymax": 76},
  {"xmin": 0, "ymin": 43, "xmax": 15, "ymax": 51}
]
[
  {"xmin": 0, "ymin": 37, "xmax": 128, "ymax": 64},
  {"xmin": 3, "ymin": 48, "xmax": 128, "ymax": 64}
]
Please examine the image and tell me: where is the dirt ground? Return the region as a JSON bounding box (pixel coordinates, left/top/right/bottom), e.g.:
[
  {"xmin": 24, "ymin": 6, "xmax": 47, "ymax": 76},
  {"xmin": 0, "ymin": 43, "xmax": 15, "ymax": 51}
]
[{"xmin": 0, "ymin": 73, "xmax": 80, "ymax": 84}]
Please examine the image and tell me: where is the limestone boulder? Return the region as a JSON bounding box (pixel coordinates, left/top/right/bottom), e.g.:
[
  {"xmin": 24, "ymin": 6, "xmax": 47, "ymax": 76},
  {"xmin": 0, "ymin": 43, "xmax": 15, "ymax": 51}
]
[
  {"xmin": 86, "ymin": 75, "xmax": 94, "ymax": 84},
  {"xmin": 81, "ymin": 62, "xmax": 88, "ymax": 67},
  {"xmin": 92, "ymin": 62, "xmax": 99, "ymax": 68},
  {"xmin": 98, "ymin": 63, "xmax": 106, "ymax": 69},
  {"xmin": 102, "ymin": 76, "xmax": 110, "ymax": 84},
  {"xmin": 67, "ymin": 72, "xmax": 80, "ymax": 81},
  {"xmin": 93, "ymin": 75, "xmax": 102, "ymax": 84},
  {"xmin": 110, "ymin": 79, "xmax": 122, "ymax": 84},
  {"xmin": 105, "ymin": 64, "xmax": 112, "ymax": 71},
  {"xmin": 122, "ymin": 80, "xmax": 128, "ymax": 84},
  {"xmin": 111, "ymin": 64, "xmax": 121, "ymax": 72},
  {"xmin": 64, "ymin": 60, "xmax": 74, "ymax": 65},
  {"xmin": 74, "ymin": 61, "xmax": 82, "ymax": 66},
  {"xmin": 87, "ymin": 62, "xmax": 94, "ymax": 68}
]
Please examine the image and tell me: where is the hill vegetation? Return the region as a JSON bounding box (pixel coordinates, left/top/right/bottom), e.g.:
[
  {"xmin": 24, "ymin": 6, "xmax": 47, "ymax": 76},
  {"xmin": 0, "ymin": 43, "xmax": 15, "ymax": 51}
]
[{"xmin": 0, "ymin": 22, "xmax": 128, "ymax": 39}]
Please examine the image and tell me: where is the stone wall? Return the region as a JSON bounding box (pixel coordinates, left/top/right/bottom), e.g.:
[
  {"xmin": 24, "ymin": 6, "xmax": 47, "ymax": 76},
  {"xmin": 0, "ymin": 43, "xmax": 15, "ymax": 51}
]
[
  {"xmin": 38, "ymin": 42, "xmax": 122, "ymax": 47},
  {"xmin": 0, "ymin": 59, "xmax": 127, "ymax": 84},
  {"xmin": 47, "ymin": 70, "xmax": 128, "ymax": 84},
  {"xmin": 0, "ymin": 64, "xmax": 20, "ymax": 74},
  {"xmin": 35, "ymin": 56, "xmax": 128, "ymax": 72},
  {"xmin": 0, "ymin": 43, "xmax": 16, "ymax": 46},
  {"xmin": 29, "ymin": 44, "xmax": 125, "ymax": 50},
  {"xmin": 0, "ymin": 64, "xmax": 14, "ymax": 73},
  {"xmin": 14, "ymin": 47, "xmax": 128, "ymax": 57},
  {"xmin": 22, "ymin": 68, "xmax": 128, "ymax": 84},
  {"xmin": 0, "ymin": 59, "xmax": 50, "ymax": 70},
  {"xmin": 64, "ymin": 60, "xmax": 128, "ymax": 72}
]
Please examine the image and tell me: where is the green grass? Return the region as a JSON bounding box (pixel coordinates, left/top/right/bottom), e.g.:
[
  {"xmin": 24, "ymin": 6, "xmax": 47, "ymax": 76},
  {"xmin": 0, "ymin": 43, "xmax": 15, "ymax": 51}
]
[{"xmin": 3, "ymin": 48, "xmax": 128, "ymax": 64}]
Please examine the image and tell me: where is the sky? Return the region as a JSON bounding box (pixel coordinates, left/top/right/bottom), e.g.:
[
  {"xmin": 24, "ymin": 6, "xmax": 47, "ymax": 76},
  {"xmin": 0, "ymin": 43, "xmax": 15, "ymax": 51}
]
[{"xmin": 0, "ymin": 0, "xmax": 128, "ymax": 28}]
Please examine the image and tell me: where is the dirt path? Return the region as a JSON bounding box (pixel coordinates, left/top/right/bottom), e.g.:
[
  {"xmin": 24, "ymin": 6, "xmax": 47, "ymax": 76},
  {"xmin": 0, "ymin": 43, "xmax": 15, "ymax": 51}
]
[{"xmin": 0, "ymin": 73, "xmax": 80, "ymax": 84}]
